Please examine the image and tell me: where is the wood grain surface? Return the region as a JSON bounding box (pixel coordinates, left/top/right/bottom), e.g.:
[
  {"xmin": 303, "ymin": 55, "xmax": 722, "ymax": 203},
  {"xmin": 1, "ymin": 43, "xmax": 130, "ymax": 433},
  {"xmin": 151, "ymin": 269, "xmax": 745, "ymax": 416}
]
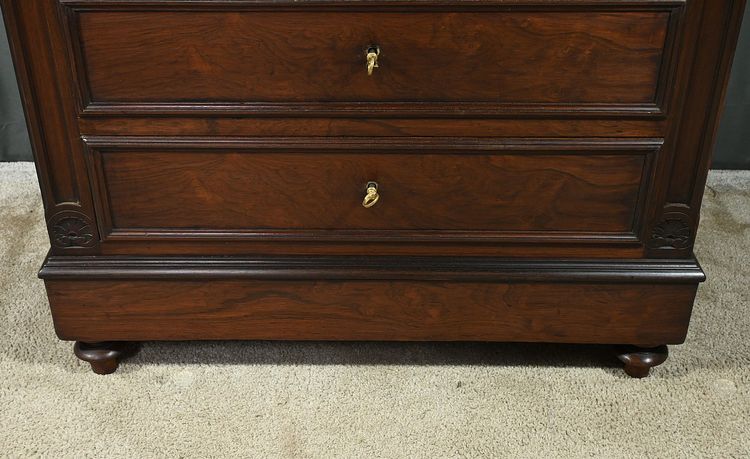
[
  {"xmin": 74, "ymin": 9, "xmax": 670, "ymax": 107},
  {"xmin": 2, "ymin": 0, "xmax": 746, "ymax": 375},
  {"xmin": 92, "ymin": 148, "xmax": 647, "ymax": 233},
  {"xmin": 46, "ymin": 279, "xmax": 697, "ymax": 345}
]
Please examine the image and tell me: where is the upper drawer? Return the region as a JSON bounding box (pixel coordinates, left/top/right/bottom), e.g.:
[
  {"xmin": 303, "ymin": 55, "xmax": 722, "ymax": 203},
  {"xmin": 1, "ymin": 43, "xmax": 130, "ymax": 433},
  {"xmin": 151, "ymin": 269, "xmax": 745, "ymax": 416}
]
[{"xmin": 61, "ymin": 1, "xmax": 683, "ymax": 117}]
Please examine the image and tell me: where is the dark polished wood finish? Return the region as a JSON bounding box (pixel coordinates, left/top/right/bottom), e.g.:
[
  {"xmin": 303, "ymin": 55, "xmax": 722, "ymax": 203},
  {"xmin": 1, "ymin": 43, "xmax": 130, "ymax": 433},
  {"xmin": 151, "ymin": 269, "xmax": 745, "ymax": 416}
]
[
  {"xmin": 71, "ymin": 8, "xmax": 672, "ymax": 116},
  {"xmin": 38, "ymin": 256, "xmax": 707, "ymax": 283},
  {"xmin": 2, "ymin": 0, "xmax": 745, "ymax": 376},
  {"xmin": 48, "ymin": 280, "xmax": 697, "ymax": 344},
  {"xmin": 87, "ymin": 138, "xmax": 654, "ymax": 235}
]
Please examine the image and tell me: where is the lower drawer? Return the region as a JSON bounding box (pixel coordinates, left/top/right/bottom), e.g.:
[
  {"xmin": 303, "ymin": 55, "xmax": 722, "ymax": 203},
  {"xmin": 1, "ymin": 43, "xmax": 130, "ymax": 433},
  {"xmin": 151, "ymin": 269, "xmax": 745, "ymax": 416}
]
[
  {"xmin": 84, "ymin": 137, "xmax": 659, "ymax": 247},
  {"xmin": 46, "ymin": 279, "xmax": 696, "ymax": 346}
]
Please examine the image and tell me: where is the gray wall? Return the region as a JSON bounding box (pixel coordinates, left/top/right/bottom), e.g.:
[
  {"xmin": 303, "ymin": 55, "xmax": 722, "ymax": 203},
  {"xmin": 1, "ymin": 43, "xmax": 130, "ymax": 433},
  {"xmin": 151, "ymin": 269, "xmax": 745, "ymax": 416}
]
[
  {"xmin": 0, "ymin": 8, "xmax": 32, "ymax": 162},
  {"xmin": 1, "ymin": 8, "xmax": 748, "ymax": 168},
  {"xmin": 714, "ymin": 7, "xmax": 750, "ymax": 169}
]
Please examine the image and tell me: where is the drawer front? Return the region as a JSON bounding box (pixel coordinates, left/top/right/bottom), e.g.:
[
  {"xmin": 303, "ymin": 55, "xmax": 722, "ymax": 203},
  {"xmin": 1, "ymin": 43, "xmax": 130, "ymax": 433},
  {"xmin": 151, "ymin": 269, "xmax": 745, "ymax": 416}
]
[
  {"xmin": 63, "ymin": 2, "xmax": 682, "ymax": 117},
  {"xmin": 85, "ymin": 137, "xmax": 658, "ymax": 244}
]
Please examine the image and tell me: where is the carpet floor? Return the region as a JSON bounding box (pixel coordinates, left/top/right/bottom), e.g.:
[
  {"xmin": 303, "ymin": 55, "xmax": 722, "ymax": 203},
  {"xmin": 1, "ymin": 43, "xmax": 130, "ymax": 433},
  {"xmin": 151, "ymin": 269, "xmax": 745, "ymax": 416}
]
[{"xmin": 0, "ymin": 162, "xmax": 748, "ymax": 458}]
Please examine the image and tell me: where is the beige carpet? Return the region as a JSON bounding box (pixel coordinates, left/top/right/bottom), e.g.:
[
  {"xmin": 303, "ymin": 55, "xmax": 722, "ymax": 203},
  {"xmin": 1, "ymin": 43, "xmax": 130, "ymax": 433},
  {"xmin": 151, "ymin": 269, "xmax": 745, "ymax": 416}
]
[{"xmin": 0, "ymin": 162, "xmax": 748, "ymax": 458}]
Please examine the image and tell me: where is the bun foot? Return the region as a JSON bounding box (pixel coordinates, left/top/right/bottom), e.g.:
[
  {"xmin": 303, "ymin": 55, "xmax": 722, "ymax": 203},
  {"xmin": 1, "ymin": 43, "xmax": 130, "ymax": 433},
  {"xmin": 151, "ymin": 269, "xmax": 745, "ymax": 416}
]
[
  {"xmin": 616, "ymin": 345, "xmax": 669, "ymax": 378},
  {"xmin": 73, "ymin": 342, "xmax": 140, "ymax": 375}
]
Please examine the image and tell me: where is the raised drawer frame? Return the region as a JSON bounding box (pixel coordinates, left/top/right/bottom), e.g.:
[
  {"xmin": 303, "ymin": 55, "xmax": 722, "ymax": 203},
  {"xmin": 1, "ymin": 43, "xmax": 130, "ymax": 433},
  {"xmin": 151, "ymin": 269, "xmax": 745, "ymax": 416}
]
[
  {"xmin": 59, "ymin": 0, "xmax": 686, "ymax": 118},
  {"xmin": 82, "ymin": 136, "xmax": 662, "ymax": 248}
]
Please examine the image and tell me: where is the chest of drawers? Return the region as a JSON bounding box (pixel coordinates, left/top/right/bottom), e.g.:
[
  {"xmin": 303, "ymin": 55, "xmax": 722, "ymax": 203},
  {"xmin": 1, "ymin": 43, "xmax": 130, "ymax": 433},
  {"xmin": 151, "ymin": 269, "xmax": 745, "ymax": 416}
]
[{"xmin": 2, "ymin": 0, "xmax": 745, "ymax": 376}]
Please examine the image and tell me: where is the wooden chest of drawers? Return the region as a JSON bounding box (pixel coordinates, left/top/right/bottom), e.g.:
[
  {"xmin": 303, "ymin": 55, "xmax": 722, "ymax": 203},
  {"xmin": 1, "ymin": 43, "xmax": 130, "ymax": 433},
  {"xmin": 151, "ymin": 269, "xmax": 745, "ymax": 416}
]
[{"xmin": 2, "ymin": 0, "xmax": 745, "ymax": 376}]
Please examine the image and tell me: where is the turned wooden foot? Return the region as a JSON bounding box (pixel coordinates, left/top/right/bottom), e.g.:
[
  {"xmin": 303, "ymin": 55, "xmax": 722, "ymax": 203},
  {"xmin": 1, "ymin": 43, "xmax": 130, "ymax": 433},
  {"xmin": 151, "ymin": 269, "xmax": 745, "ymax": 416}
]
[
  {"xmin": 616, "ymin": 345, "xmax": 668, "ymax": 378},
  {"xmin": 73, "ymin": 342, "xmax": 140, "ymax": 375}
]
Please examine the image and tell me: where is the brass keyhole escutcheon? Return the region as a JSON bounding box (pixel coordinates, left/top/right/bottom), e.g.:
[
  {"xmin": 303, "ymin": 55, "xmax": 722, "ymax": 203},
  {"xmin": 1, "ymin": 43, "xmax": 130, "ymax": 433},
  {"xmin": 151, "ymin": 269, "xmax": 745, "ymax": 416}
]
[
  {"xmin": 366, "ymin": 46, "xmax": 380, "ymax": 76},
  {"xmin": 362, "ymin": 181, "xmax": 380, "ymax": 208}
]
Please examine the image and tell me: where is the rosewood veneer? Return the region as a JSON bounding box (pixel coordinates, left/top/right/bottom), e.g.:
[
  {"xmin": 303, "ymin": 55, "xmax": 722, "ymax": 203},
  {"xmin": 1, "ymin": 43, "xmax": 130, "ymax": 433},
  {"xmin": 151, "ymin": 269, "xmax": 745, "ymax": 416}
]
[{"xmin": 2, "ymin": 0, "xmax": 745, "ymax": 376}]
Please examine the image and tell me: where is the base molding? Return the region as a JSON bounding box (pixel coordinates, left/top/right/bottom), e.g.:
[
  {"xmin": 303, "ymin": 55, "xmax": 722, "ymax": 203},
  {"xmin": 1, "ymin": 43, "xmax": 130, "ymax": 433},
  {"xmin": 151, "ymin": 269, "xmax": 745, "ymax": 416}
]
[
  {"xmin": 39, "ymin": 255, "xmax": 706, "ymax": 283},
  {"xmin": 44, "ymin": 256, "xmax": 701, "ymax": 376}
]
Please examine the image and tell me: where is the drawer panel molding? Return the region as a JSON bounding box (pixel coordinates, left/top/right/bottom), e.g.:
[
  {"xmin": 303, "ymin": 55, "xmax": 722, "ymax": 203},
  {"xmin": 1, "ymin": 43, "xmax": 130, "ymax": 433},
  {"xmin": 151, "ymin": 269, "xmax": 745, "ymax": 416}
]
[
  {"xmin": 60, "ymin": 0, "xmax": 685, "ymax": 118},
  {"xmin": 82, "ymin": 136, "xmax": 662, "ymax": 248}
]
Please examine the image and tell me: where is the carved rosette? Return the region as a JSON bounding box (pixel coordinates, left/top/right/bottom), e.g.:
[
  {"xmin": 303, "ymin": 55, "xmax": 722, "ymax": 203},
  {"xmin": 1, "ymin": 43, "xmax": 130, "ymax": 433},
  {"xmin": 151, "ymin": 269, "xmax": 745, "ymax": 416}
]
[
  {"xmin": 648, "ymin": 211, "xmax": 692, "ymax": 250},
  {"xmin": 48, "ymin": 211, "xmax": 97, "ymax": 249}
]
